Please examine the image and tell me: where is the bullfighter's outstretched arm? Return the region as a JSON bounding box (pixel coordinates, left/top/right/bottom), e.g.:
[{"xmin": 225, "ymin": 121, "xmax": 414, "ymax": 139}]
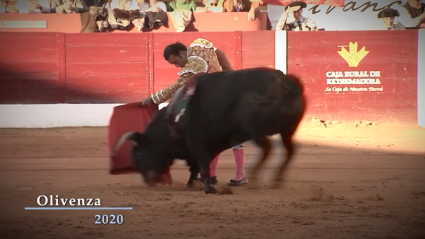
[{"xmin": 151, "ymin": 56, "xmax": 208, "ymax": 104}]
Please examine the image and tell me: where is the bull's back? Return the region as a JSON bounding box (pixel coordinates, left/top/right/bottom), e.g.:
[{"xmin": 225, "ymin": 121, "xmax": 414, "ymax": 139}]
[
  {"xmin": 190, "ymin": 67, "xmax": 303, "ymax": 123},
  {"xmin": 195, "ymin": 67, "xmax": 302, "ymax": 103},
  {"xmin": 184, "ymin": 67, "xmax": 305, "ymax": 150},
  {"xmin": 196, "ymin": 67, "xmax": 280, "ymax": 97}
]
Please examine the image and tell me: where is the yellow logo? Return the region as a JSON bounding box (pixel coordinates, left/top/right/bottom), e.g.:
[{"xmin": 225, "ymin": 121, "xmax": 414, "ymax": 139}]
[{"xmin": 338, "ymin": 42, "xmax": 369, "ymax": 67}]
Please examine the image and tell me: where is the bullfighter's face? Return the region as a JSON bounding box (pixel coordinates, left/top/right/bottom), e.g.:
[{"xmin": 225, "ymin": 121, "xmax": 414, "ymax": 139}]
[
  {"xmin": 382, "ymin": 17, "xmax": 394, "ymax": 28},
  {"xmin": 166, "ymin": 51, "xmax": 188, "ymax": 68},
  {"xmin": 293, "ymin": 9, "xmax": 303, "ymax": 21}
]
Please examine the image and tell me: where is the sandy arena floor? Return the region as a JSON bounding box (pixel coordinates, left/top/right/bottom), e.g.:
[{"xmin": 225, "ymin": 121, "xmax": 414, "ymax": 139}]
[{"xmin": 0, "ymin": 120, "xmax": 424, "ymax": 239}]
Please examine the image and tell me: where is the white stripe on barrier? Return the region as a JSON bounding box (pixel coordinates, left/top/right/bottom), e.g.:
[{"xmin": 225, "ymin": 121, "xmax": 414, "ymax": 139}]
[
  {"xmin": 0, "ymin": 103, "xmax": 169, "ymax": 128},
  {"xmin": 0, "ymin": 104, "xmax": 122, "ymax": 128},
  {"xmin": 275, "ymin": 30, "xmax": 287, "ymax": 74},
  {"xmin": 418, "ymin": 29, "xmax": 425, "ymax": 128}
]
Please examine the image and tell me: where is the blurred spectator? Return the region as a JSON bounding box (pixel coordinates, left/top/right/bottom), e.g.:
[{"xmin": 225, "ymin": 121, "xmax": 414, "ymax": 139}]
[
  {"xmin": 169, "ymin": 8, "xmax": 192, "ymax": 31},
  {"xmin": 196, "ymin": 0, "xmax": 223, "ymax": 12},
  {"xmin": 15, "ymin": 0, "xmax": 51, "ymax": 13},
  {"xmin": 167, "ymin": 0, "xmax": 197, "ymax": 12},
  {"xmin": 140, "ymin": 0, "xmax": 167, "ymax": 12},
  {"xmin": 276, "ymin": 1, "xmax": 318, "ymax": 31},
  {"xmin": 222, "ymin": 0, "xmax": 259, "ymax": 20},
  {"xmin": 107, "ymin": 0, "xmax": 147, "ymax": 31},
  {"xmin": 1, "ymin": 0, "xmax": 18, "ymax": 13},
  {"xmin": 137, "ymin": 0, "xmax": 168, "ymax": 30},
  {"xmin": 139, "ymin": 0, "xmax": 168, "ymax": 31},
  {"xmin": 139, "ymin": 0, "xmax": 149, "ymax": 10},
  {"xmin": 51, "ymin": 0, "xmax": 88, "ymax": 13},
  {"xmin": 84, "ymin": 0, "xmax": 107, "ymax": 7},
  {"xmin": 395, "ymin": 0, "xmax": 425, "ymax": 28},
  {"xmin": 377, "ymin": 8, "xmax": 405, "ymax": 30},
  {"xmin": 145, "ymin": 11, "xmax": 167, "ymax": 29},
  {"xmin": 110, "ymin": 0, "xmax": 138, "ymax": 10},
  {"xmin": 80, "ymin": 0, "xmax": 108, "ymax": 32},
  {"xmin": 1, "ymin": 0, "xmax": 9, "ymax": 12},
  {"xmin": 142, "ymin": 0, "xmax": 168, "ymax": 30}
]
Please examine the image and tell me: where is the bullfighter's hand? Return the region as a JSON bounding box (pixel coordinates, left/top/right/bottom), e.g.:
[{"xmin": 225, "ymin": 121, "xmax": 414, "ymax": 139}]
[
  {"xmin": 248, "ymin": 10, "xmax": 256, "ymax": 21},
  {"xmin": 305, "ymin": 19, "xmax": 316, "ymax": 29},
  {"xmin": 67, "ymin": 4, "xmax": 74, "ymax": 11},
  {"xmin": 141, "ymin": 97, "xmax": 154, "ymax": 106},
  {"xmin": 285, "ymin": 11, "xmax": 295, "ymax": 24},
  {"xmin": 285, "ymin": 5, "xmax": 301, "ymax": 13}
]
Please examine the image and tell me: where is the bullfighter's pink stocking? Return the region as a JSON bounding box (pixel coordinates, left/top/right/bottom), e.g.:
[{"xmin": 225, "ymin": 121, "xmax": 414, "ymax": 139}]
[
  {"xmin": 233, "ymin": 148, "xmax": 245, "ymax": 181},
  {"xmin": 209, "ymin": 154, "xmax": 220, "ymax": 177}
]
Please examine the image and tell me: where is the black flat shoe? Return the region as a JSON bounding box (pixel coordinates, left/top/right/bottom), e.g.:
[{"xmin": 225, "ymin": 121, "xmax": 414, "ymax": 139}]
[
  {"xmin": 227, "ymin": 177, "xmax": 248, "ymax": 186},
  {"xmin": 197, "ymin": 176, "xmax": 218, "ymax": 185}
]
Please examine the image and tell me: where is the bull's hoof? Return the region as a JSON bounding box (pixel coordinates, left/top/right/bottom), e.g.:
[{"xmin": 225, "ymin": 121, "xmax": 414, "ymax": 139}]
[
  {"xmin": 186, "ymin": 180, "xmax": 195, "ymax": 188},
  {"xmin": 186, "ymin": 179, "xmax": 203, "ymax": 190},
  {"xmin": 204, "ymin": 186, "xmax": 218, "ymax": 194},
  {"xmin": 198, "ymin": 176, "xmax": 218, "ymax": 185}
]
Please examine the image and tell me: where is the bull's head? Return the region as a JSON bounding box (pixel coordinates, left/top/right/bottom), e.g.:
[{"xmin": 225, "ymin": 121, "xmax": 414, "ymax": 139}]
[{"xmin": 112, "ymin": 131, "xmax": 172, "ymax": 186}]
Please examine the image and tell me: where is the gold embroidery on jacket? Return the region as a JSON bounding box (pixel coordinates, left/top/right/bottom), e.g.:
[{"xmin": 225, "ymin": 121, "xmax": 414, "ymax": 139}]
[
  {"xmin": 150, "ymin": 38, "xmax": 226, "ymax": 104},
  {"xmin": 178, "ymin": 56, "xmax": 208, "ymax": 76},
  {"xmin": 152, "ymin": 73, "xmax": 194, "ymax": 104}
]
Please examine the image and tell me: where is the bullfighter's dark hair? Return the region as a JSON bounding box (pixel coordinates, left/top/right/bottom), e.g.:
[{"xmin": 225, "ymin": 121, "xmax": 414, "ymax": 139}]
[{"xmin": 163, "ymin": 42, "xmax": 188, "ymax": 60}]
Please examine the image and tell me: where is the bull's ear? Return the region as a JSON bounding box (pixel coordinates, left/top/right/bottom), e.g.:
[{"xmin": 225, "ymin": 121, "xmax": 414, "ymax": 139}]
[{"xmin": 129, "ymin": 132, "xmax": 148, "ymax": 145}]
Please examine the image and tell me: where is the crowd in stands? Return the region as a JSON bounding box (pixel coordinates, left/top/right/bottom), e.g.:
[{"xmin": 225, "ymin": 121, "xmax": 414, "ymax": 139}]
[
  {"xmin": 0, "ymin": 0, "xmax": 263, "ymax": 32},
  {"xmin": 0, "ymin": 0, "xmax": 424, "ymax": 31}
]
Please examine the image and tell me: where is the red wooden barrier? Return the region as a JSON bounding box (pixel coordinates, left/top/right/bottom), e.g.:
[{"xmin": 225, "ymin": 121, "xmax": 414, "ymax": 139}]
[
  {"xmin": 0, "ymin": 32, "xmax": 60, "ymax": 104},
  {"xmin": 0, "ymin": 31, "xmax": 275, "ymax": 104},
  {"xmin": 241, "ymin": 31, "xmax": 274, "ymax": 69},
  {"xmin": 287, "ymin": 30, "xmax": 418, "ymax": 123},
  {"xmin": 64, "ymin": 33, "xmax": 149, "ymax": 103},
  {"xmin": 0, "ymin": 30, "xmax": 419, "ymax": 123}
]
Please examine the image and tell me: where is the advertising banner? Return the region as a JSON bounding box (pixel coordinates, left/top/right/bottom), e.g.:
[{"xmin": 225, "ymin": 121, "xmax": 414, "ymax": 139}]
[{"xmin": 286, "ymin": 30, "xmax": 418, "ymax": 122}]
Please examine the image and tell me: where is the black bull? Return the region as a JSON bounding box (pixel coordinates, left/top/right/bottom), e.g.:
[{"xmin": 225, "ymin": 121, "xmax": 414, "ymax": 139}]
[{"xmin": 113, "ymin": 67, "xmax": 306, "ymax": 194}]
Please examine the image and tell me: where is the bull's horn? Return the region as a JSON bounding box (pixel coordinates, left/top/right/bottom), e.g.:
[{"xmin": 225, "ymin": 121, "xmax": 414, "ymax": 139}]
[{"xmin": 112, "ymin": 131, "xmax": 138, "ymax": 157}]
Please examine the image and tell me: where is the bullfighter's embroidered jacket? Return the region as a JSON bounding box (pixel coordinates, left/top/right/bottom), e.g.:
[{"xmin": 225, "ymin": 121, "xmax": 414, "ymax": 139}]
[{"xmin": 151, "ymin": 38, "xmax": 233, "ymax": 104}]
